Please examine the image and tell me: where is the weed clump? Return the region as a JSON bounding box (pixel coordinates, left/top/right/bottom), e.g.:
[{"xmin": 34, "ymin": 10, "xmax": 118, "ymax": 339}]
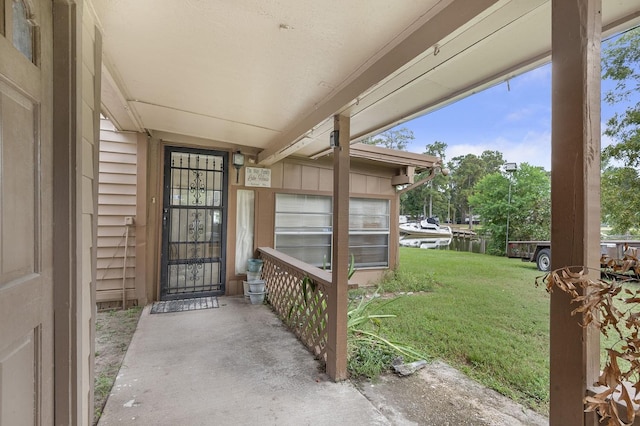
[
  {"xmin": 377, "ymin": 269, "xmax": 436, "ymax": 293},
  {"xmin": 347, "ymin": 291, "xmax": 427, "ymax": 379}
]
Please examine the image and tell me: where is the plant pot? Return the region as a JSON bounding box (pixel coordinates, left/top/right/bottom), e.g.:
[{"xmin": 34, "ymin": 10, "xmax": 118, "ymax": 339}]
[
  {"xmin": 243, "ymin": 281, "xmax": 250, "ymax": 297},
  {"xmin": 247, "ymin": 258, "xmax": 263, "ymax": 273},
  {"xmin": 248, "ymin": 291, "xmax": 265, "ymax": 305},
  {"xmin": 249, "ymin": 280, "xmax": 265, "ymax": 293},
  {"xmin": 247, "ymin": 271, "xmax": 261, "ymax": 281}
]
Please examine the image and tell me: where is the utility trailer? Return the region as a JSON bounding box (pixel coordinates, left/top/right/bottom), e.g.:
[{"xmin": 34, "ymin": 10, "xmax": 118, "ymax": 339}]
[
  {"xmin": 507, "ymin": 240, "xmax": 640, "ymax": 272},
  {"xmin": 507, "ymin": 241, "xmax": 551, "ymax": 271}
]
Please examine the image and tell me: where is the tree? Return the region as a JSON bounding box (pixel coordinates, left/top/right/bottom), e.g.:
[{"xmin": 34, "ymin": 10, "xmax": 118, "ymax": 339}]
[
  {"xmin": 423, "ymin": 142, "xmax": 450, "ymax": 220},
  {"xmin": 361, "ymin": 127, "xmax": 414, "ymax": 151},
  {"xmin": 448, "ymin": 150, "xmax": 504, "ymax": 225},
  {"xmin": 469, "ymin": 163, "xmax": 550, "ymax": 255},
  {"xmin": 400, "ymin": 142, "xmax": 451, "ymax": 220},
  {"xmin": 601, "ymin": 27, "xmax": 640, "ymax": 167},
  {"xmin": 600, "ymin": 28, "xmax": 640, "ymax": 233},
  {"xmin": 601, "ymin": 165, "xmax": 640, "ymax": 234}
]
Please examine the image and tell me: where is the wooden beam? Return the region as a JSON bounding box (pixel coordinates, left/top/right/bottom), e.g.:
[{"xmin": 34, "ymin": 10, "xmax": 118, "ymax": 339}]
[
  {"xmin": 326, "ymin": 114, "xmax": 350, "ymax": 381},
  {"xmin": 550, "ymin": 0, "xmax": 601, "ymax": 424},
  {"xmin": 257, "ymin": 0, "xmax": 499, "ymax": 166}
]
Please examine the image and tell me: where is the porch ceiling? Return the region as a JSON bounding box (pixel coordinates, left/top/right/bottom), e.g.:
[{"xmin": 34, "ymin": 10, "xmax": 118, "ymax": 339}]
[{"xmin": 93, "ymin": 0, "xmax": 640, "ymax": 164}]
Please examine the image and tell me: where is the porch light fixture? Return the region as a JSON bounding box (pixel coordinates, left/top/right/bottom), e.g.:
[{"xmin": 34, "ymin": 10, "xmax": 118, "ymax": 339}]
[
  {"xmin": 233, "ymin": 150, "xmax": 245, "ymax": 184},
  {"xmin": 505, "ymin": 162, "xmax": 518, "ymax": 255},
  {"xmin": 330, "ymin": 130, "xmax": 339, "ymax": 148}
]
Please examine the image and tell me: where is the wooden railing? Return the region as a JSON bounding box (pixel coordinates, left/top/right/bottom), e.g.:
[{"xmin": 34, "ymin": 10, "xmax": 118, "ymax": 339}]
[{"xmin": 258, "ymin": 247, "xmax": 331, "ymax": 362}]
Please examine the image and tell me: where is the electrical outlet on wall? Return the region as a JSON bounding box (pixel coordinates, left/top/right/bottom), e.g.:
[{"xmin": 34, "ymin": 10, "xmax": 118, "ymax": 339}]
[{"xmin": 124, "ymin": 216, "xmax": 134, "ymax": 226}]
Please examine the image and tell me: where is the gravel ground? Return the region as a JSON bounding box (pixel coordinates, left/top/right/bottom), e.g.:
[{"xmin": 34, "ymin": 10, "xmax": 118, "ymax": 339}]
[{"xmin": 356, "ymin": 361, "xmax": 548, "ymax": 426}]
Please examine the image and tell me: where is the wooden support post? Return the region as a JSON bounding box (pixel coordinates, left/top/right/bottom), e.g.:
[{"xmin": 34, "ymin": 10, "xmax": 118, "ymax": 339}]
[
  {"xmin": 326, "ymin": 114, "xmax": 350, "ymax": 381},
  {"xmin": 550, "ymin": 0, "xmax": 601, "ymax": 424}
]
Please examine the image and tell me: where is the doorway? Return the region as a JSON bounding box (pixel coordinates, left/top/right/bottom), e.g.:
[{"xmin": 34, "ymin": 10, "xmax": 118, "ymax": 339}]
[{"xmin": 160, "ymin": 147, "xmax": 228, "ymax": 299}]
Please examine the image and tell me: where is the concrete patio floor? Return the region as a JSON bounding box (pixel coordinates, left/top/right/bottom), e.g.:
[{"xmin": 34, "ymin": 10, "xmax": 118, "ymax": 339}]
[{"xmin": 98, "ymin": 296, "xmax": 548, "ymax": 426}]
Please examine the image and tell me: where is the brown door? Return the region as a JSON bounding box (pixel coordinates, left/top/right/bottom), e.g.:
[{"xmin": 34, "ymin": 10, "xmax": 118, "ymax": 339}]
[{"xmin": 0, "ymin": 0, "xmax": 54, "ymax": 424}]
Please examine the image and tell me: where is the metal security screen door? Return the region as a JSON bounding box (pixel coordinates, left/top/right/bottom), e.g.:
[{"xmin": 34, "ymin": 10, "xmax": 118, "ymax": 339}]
[{"xmin": 161, "ymin": 148, "xmax": 228, "ymax": 299}]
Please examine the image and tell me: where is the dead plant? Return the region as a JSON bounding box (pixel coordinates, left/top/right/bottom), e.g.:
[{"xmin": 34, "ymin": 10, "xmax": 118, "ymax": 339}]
[{"xmin": 538, "ymin": 267, "xmax": 640, "ymax": 425}]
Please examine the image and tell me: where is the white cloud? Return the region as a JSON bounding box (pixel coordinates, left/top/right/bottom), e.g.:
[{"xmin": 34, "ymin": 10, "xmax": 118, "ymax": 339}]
[
  {"xmin": 505, "ymin": 107, "xmax": 536, "ymax": 122},
  {"xmin": 428, "ymin": 128, "xmax": 618, "ymax": 172},
  {"xmin": 442, "ymin": 131, "xmax": 552, "ymax": 171}
]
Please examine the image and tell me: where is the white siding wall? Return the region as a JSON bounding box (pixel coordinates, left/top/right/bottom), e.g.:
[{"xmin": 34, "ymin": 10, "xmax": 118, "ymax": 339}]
[{"xmin": 97, "ymin": 118, "xmax": 138, "ymax": 305}]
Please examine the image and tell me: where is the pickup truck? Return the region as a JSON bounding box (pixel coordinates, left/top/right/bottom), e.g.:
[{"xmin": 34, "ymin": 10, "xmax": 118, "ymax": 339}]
[{"xmin": 507, "ymin": 240, "xmax": 640, "ymax": 272}]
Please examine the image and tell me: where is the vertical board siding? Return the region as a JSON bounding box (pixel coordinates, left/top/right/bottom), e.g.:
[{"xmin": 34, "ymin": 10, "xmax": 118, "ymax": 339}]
[
  {"xmin": 97, "ymin": 118, "xmax": 137, "ymax": 305},
  {"xmin": 271, "ymin": 159, "xmax": 395, "ymax": 196}
]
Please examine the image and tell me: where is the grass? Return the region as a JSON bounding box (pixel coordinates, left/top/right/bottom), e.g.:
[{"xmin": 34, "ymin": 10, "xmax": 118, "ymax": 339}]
[
  {"xmin": 94, "ymin": 372, "xmax": 117, "ymax": 421},
  {"xmin": 599, "ymin": 280, "xmax": 640, "ymax": 373},
  {"xmin": 94, "ymin": 306, "xmax": 142, "ymax": 425},
  {"xmin": 361, "ymin": 247, "xmax": 550, "ymax": 413}
]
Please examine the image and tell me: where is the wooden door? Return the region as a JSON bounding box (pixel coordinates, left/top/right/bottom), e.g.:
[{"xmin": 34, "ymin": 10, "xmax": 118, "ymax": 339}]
[{"xmin": 0, "ymin": 0, "xmax": 54, "ymax": 424}]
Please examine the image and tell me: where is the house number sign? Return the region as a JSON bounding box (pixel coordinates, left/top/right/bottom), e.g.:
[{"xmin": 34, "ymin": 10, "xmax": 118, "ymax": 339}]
[{"xmin": 245, "ymin": 167, "xmax": 271, "ymax": 187}]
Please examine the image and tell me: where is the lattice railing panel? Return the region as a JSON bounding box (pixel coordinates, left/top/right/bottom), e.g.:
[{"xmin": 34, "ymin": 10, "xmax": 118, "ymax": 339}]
[{"xmin": 259, "ymin": 248, "xmax": 331, "ymax": 362}]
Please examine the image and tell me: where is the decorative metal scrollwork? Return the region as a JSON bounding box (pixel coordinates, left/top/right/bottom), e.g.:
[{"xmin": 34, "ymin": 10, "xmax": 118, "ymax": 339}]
[
  {"xmin": 189, "ymin": 170, "xmax": 206, "ymax": 204},
  {"xmin": 189, "ymin": 211, "xmax": 204, "ymax": 259},
  {"xmin": 189, "ymin": 211, "xmax": 204, "ymax": 241},
  {"xmin": 187, "ymin": 258, "xmax": 204, "ymax": 282}
]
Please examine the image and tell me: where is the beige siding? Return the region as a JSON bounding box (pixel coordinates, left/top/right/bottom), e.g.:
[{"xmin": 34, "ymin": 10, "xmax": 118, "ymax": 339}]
[
  {"xmin": 80, "ymin": 4, "xmax": 101, "ymax": 424},
  {"xmin": 270, "ymin": 158, "xmax": 396, "ymax": 196},
  {"xmin": 97, "ymin": 118, "xmax": 138, "ymax": 305}
]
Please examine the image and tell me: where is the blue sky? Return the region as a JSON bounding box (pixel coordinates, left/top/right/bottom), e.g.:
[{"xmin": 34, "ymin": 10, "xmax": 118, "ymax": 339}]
[{"xmin": 400, "ymin": 52, "xmax": 635, "ymax": 171}]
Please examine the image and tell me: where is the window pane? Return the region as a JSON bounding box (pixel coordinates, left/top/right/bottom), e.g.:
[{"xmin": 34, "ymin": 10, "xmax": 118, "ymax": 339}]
[
  {"xmin": 277, "ymin": 246, "xmax": 331, "ymax": 268},
  {"xmin": 349, "ymin": 234, "xmax": 388, "ymax": 247},
  {"xmin": 349, "ymin": 246, "xmax": 389, "ymax": 268},
  {"xmin": 277, "ymin": 193, "xmax": 331, "ymax": 213},
  {"xmin": 275, "ymin": 213, "xmax": 332, "ymax": 232},
  {"xmin": 350, "ymin": 198, "xmax": 389, "ymax": 215},
  {"xmin": 12, "ymin": 0, "xmax": 32, "ymax": 61},
  {"xmin": 276, "ymin": 234, "xmax": 331, "ymax": 249},
  {"xmin": 275, "ymin": 194, "xmax": 332, "ymax": 266}
]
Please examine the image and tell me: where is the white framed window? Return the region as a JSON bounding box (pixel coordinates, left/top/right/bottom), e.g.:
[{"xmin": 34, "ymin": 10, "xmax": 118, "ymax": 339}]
[
  {"xmin": 349, "ymin": 198, "xmax": 390, "ymax": 268},
  {"xmin": 274, "ymin": 194, "xmax": 389, "ymax": 269}
]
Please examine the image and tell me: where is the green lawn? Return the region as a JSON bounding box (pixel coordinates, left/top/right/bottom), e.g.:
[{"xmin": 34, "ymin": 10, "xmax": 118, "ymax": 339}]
[{"xmin": 372, "ymin": 248, "xmax": 550, "ymax": 413}]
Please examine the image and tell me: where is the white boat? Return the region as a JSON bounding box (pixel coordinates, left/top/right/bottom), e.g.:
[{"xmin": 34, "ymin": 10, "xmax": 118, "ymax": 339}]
[{"xmin": 399, "ymin": 218, "xmax": 453, "ymax": 238}]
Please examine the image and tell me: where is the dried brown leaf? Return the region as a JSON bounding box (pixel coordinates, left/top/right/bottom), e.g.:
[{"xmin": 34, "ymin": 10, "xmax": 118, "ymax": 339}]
[{"xmin": 548, "ymin": 266, "xmax": 640, "ymax": 424}]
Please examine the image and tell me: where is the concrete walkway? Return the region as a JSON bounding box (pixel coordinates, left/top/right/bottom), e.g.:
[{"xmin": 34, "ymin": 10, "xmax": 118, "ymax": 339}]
[
  {"xmin": 99, "ymin": 296, "xmax": 549, "ymax": 426},
  {"xmin": 98, "ymin": 297, "xmax": 390, "ymax": 426}
]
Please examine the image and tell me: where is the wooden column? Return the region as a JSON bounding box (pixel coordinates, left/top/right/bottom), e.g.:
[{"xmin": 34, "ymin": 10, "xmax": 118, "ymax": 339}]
[
  {"xmin": 135, "ymin": 132, "xmax": 149, "ymax": 305},
  {"xmin": 53, "ymin": 1, "xmax": 81, "ymax": 424},
  {"xmin": 550, "ymin": 0, "xmax": 601, "ymax": 424},
  {"xmin": 326, "ymin": 114, "xmax": 350, "ymax": 381}
]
